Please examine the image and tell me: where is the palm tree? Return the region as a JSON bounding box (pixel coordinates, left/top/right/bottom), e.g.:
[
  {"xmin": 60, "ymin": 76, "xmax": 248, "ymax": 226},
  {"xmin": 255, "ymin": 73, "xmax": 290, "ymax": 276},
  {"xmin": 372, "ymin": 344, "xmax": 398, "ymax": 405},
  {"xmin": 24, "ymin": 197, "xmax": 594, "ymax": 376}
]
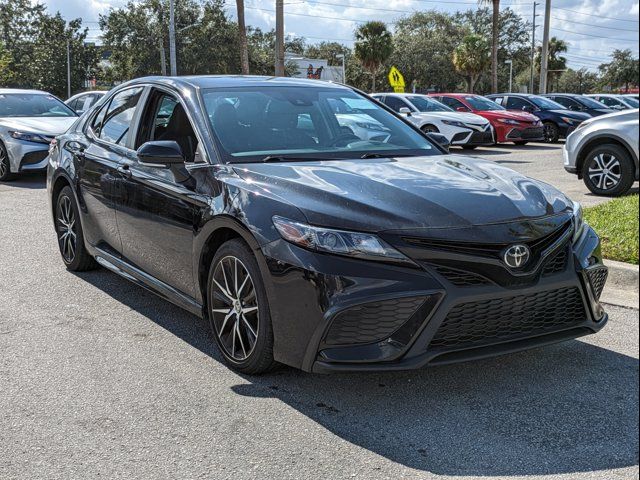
[
  {"xmin": 236, "ymin": 0, "xmax": 249, "ymax": 74},
  {"xmin": 453, "ymin": 34, "xmax": 491, "ymax": 93},
  {"xmin": 479, "ymin": 0, "xmax": 500, "ymax": 93},
  {"xmin": 354, "ymin": 21, "xmax": 393, "ymax": 92},
  {"xmin": 536, "ymin": 37, "xmax": 568, "ymax": 92}
]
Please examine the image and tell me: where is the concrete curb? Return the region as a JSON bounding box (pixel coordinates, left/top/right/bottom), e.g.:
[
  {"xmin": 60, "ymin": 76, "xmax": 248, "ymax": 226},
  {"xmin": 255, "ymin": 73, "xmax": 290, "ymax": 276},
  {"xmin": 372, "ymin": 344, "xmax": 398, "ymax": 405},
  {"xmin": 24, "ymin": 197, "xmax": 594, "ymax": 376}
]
[{"xmin": 601, "ymin": 259, "xmax": 639, "ymax": 310}]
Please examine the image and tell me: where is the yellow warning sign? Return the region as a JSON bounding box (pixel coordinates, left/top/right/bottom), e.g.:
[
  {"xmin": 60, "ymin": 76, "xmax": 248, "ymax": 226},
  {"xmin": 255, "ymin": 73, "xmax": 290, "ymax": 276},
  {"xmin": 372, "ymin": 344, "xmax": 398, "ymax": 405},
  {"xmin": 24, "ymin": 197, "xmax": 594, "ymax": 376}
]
[{"xmin": 388, "ymin": 66, "xmax": 405, "ymax": 93}]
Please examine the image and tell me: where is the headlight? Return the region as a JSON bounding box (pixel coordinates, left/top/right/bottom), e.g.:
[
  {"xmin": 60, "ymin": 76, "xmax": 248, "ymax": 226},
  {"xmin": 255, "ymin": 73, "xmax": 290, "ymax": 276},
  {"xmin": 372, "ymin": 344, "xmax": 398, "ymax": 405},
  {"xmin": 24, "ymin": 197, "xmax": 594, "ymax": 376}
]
[
  {"xmin": 572, "ymin": 201, "xmax": 585, "ymax": 243},
  {"xmin": 498, "ymin": 118, "xmax": 520, "ymax": 125},
  {"xmin": 441, "ymin": 120, "xmax": 468, "ymax": 128},
  {"xmin": 560, "ymin": 117, "xmax": 575, "ymax": 125},
  {"xmin": 9, "ymin": 131, "xmax": 52, "ymax": 144},
  {"xmin": 272, "ymin": 216, "xmax": 412, "ymax": 264},
  {"xmin": 355, "ymin": 122, "xmax": 386, "ymax": 131}
]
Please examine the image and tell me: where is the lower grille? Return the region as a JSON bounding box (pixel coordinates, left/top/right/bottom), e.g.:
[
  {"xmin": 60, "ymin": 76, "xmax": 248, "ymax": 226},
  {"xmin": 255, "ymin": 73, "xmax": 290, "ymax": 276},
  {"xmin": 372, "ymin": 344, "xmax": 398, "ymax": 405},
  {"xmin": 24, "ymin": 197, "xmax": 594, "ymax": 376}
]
[
  {"xmin": 468, "ymin": 130, "xmax": 494, "ymax": 144},
  {"xmin": 587, "ymin": 267, "xmax": 608, "ymax": 300},
  {"xmin": 19, "ymin": 150, "xmax": 49, "ymax": 168},
  {"xmin": 429, "ymin": 287, "xmax": 586, "ymax": 350},
  {"xmin": 324, "ymin": 296, "xmax": 425, "ymax": 346},
  {"xmin": 506, "ymin": 127, "xmax": 544, "ymax": 140}
]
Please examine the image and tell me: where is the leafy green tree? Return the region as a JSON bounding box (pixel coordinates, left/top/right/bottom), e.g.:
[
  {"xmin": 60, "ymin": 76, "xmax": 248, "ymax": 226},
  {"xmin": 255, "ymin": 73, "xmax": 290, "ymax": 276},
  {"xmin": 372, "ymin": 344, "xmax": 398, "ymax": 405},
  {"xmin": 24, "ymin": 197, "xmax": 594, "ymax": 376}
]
[
  {"xmin": 599, "ymin": 49, "xmax": 639, "ymax": 92},
  {"xmin": 453, "ymin": 34, "xmax": 491, "ymax": 92},
  {"xmin": 354, "ymin": 21, "xmax": 393, "ymax": 92},
  {"xmin": 0, "ymin": 41, "xmax": 13, "ymax": 85},
  {"xmin": 556, "ymin": 68, "xmax": 599, "ymax": 94}
]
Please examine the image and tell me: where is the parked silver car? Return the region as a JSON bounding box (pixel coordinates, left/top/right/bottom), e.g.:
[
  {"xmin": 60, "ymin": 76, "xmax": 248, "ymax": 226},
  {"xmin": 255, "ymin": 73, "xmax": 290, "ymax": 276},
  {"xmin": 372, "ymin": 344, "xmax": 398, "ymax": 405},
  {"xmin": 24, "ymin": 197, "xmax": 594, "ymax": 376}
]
[
  {"xmin": 0, "ymin": 89, "xmax": 78, "ymax": 181},
  {"xmin": 564, "ymin": 109, "xmax": 639, "ymax": 196},
  {"xmin": 65, "ymin": 90, "xmax": 106, "ymax": 115}
]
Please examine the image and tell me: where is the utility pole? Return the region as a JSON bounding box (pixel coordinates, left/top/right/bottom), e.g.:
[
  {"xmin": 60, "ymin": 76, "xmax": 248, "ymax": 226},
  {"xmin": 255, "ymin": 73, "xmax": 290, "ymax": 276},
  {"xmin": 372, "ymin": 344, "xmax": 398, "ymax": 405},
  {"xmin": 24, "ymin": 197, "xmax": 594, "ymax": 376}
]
[
  {"xmin": 530, "ymin": 2, "xmax": 539, "ymax": 94},
  {"xmin": 275, "ymin": 0, "xmax": 285, "ymax": 76},
  {"xmin": 169, "ymin": 0, "xmax": 177, "ymax": 76},
  {"xmin": 159, "ymin": 37, "xmax": 167, "ymax": 75},
  {"xmin": 539, "ymin": 0, "xmax": 551, "ymax": 94},
  {"xmin": 66, "ymin": 40, "xmax": 71, "ymax": 98}
]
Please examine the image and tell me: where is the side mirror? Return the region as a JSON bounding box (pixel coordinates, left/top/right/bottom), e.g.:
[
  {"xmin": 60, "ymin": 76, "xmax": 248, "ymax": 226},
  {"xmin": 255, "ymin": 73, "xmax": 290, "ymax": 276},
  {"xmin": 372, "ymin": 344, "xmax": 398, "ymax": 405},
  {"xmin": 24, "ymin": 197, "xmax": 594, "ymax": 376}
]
[
  {"xmin": 399, "ymin": 107, "xmax": 412, "ymax": 116},
  {"xmin": 522, "ymin": 105, "xmax": 534, "ymax": 112},
  {"xmin": 569, "ymin": 104, "xmax": 581, "ymax": 111},
  {"xmin": 137, "ymin": 140, "xmax": 185, "ymax": 167},
  {"xmin": 456, "ymin": 106, "xmax": 469, "ymax": 112},
  {"xmin": 426, "ymin": 132, "xmax": 450, "ymax": 152}
]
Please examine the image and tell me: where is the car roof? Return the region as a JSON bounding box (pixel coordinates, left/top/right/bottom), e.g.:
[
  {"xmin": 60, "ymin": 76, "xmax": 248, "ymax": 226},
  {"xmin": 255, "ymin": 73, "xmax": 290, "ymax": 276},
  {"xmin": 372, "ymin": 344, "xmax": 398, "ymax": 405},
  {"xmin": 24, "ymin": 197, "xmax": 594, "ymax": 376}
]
[
  {"xmin": 0, "ymin": 88, "xmax": 51, "ymax": 95},
  {"xmin": 431, "ymin": 93, "xmax": 474, "ymax": 97},
  {"xmin": 122, "ymin": 75, "xmax": 349, "ymax": 91}
]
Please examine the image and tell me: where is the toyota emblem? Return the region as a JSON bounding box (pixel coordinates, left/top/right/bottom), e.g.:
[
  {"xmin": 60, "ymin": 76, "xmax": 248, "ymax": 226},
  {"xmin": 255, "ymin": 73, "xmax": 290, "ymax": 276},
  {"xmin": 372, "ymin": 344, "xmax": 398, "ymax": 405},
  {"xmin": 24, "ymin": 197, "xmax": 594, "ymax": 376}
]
[{"xmin": 503, "ymin": 244, "xmax": 530, "ymax": 269}]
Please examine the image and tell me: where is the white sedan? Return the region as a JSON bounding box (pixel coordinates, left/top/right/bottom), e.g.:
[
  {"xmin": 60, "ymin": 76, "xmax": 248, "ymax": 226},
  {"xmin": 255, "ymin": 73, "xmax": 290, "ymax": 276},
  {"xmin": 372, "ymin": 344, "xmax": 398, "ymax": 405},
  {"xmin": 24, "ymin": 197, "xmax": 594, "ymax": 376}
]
[{"xmin": 370, "ymin": 93, "xmax": 494, "ymax": 149}]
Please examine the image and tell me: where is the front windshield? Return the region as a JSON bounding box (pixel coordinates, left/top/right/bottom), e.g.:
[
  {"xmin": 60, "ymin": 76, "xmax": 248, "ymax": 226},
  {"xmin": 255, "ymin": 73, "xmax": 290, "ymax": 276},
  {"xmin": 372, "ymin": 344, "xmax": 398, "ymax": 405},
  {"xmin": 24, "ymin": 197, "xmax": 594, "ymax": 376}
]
[
  {"xmin": 406, "ymin": 96, "xmax": 453, "ymax": 112},
  {"xmin": 0, "ymin": 93, "xmax": 77, "ymax": 117},
  {"xmin": 578, "ymin": 96, "xmax": 611, "ymax": 109},
  {"xmin": 529, "ymin": 96, "xmax": 565, "ymax": 110},
  {"xmin": 623, "ymin": 97, "xmax": 639, "ymax": 108},
  {"xmin": 464, "ymin": 96, "xmax": 505, "ymax": 111},
  {"xmin": 201, "ymin": 86, "xmax": 438, "ymax": 163}
]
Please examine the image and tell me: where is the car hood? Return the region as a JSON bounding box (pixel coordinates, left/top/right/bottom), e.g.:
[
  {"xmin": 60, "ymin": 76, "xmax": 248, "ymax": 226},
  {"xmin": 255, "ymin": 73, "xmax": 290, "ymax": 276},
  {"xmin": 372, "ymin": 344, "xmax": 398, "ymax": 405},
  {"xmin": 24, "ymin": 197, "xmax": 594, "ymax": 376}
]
[
  {"xmin": 413, "ymin": 111, "xmax": 488, "ymax": 125},
  {"xmin": 546, "ymin": 110, "xmax": 592, "ymax": 120},
  {"xmin": 479, "ymin": 110, "xmax": 539, "ymax": 122},
  {"xmin": 233, "ymin": 155, "xmax": 572, "ymax": 232},
  {"xmin": 0, "ymin": 116, "xmax": 77, "ymax": 135}
]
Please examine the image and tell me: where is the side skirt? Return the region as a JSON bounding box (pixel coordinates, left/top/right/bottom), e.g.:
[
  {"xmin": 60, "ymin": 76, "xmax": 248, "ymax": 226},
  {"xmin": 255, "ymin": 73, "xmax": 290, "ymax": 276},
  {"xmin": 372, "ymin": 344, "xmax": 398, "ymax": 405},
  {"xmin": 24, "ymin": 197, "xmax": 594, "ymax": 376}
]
[{"xmin": 93, "ymin": 248, "xmax": 203, "ymax": 318}]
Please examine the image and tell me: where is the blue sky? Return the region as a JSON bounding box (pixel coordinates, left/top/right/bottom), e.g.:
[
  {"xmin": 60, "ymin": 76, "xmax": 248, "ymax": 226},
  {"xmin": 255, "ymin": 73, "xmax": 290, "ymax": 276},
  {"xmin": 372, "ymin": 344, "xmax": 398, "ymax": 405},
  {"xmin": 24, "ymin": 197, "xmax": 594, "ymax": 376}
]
[{"xmin": 39, "ymin": 0, "xmax": 640, "ymax": 71}]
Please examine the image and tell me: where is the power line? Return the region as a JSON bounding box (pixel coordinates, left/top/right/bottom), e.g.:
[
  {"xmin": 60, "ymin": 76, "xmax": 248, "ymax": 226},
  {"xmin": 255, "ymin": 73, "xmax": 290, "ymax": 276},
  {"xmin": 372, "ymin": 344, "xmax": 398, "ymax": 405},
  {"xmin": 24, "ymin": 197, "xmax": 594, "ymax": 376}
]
[
  {"xmin": 554, "ymin": 6, "xmax": 640, "ymax": 24},
  {"xmin": 551, "ymin": 26, "xmax": 639, "ymax": 42},
  {"xmin": 551, "ymin": 16, "xmax": 639, "ymax": 33}
]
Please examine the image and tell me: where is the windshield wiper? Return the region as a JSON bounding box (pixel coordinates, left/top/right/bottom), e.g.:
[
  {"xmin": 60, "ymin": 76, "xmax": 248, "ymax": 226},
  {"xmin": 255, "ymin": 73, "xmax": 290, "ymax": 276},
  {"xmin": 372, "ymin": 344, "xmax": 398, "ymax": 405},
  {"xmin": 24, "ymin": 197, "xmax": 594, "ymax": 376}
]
[
  {"xmin": 260, "ymin": 155, "xmax": 324, "ymax": 163},
  {"xmin": 360, "ymin": 152, "xmax": 417, "ymax": 159}
]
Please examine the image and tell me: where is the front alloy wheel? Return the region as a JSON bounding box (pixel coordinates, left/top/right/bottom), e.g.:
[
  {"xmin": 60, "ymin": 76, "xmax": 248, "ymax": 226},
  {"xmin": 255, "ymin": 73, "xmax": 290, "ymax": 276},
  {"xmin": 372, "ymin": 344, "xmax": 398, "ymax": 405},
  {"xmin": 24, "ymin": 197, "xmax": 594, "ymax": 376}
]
[
  {"xmin": 0, "ymin": 143, "xmax": 13, "ymax": 181},
  {"xmin": 582, "ymin": 144, "xmax": 635, "ymax": 197},
  {"xmin": 543, "ymin": 122, "xmax": 559, "ymax": 143},
  {"xmin": 208, "ymin": 239, "xmax": 276, "ymax": 374},
  {"xmin": 211, "ymin": 255, "xmax": 259, "ymax": 361}
]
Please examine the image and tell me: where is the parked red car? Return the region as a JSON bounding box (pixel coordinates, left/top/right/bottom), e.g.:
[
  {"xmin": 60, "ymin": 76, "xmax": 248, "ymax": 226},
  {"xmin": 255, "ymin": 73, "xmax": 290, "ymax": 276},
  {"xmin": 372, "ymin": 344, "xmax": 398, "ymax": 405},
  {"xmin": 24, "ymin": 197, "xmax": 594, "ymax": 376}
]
[{"xmin": 429, "ymin": 93, "xmax": 545, "ymax": 145}]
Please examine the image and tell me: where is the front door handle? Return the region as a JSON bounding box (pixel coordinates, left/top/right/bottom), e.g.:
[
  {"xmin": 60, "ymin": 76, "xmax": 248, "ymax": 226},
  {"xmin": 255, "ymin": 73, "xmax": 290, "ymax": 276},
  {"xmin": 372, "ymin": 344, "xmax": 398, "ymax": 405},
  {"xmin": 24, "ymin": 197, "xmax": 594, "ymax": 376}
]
[{"xmin": 117, "ymin": 165, "xmax": 132, "ymax": 179}]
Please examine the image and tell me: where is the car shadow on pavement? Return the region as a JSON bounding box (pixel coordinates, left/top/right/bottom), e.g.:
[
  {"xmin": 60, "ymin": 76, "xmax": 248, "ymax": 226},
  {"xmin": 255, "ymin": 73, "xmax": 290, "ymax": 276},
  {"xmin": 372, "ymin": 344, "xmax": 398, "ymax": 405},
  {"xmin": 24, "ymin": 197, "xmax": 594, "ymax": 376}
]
[
  {"xmin": 0, "ymin": 172, "xmax": 46, "ymax": 189},
  {"xmin": 75, "ymin": 268, "xmax": 639, "ymax": 477}
]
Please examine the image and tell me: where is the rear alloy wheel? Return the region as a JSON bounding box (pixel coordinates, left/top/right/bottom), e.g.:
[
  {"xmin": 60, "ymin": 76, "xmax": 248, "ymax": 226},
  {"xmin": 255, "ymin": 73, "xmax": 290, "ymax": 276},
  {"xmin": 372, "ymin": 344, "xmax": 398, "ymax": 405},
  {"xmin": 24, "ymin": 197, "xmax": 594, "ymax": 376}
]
[
  {"xmin": 208, "ymin": 239, "xmax": 276, "ymax": 374},
  {"xmin": 54, "ymin": 186, "xmax": 97, "ymax": 271},
  {"xmin": 543, "ymin": 122, "xmax": 559, "ymax": 143},
  {"xmin": 582, "ymin": 144, "xmax": 635, "ymax": 197},
  {"xmin": 0, "ymin": 142, "xmax": 13, "ymax": 182},
  {"xmin": 421, "ymin": 124, "xmax": 439, "ymax": 133}
]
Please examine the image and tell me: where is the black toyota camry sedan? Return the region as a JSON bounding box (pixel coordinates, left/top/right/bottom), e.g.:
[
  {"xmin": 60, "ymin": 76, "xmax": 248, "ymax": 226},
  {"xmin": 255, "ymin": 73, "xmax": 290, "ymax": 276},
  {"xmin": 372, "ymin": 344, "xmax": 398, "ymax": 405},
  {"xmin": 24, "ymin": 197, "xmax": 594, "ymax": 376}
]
[{"xmin": 47, "ymin": 76, "xmax": 609, "ymax": 374}]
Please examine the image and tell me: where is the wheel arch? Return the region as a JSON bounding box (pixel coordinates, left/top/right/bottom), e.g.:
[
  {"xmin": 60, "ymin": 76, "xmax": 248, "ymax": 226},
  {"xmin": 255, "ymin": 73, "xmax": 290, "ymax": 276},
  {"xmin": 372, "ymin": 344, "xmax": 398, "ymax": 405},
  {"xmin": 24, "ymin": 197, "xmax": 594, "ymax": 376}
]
[
  {"xmin": 195, "ymin": 215, "xmax": 265, "ymax": 316},
  {"xmin": 576, "ymin": 135, "xmax": 638, "ymax": 179}
]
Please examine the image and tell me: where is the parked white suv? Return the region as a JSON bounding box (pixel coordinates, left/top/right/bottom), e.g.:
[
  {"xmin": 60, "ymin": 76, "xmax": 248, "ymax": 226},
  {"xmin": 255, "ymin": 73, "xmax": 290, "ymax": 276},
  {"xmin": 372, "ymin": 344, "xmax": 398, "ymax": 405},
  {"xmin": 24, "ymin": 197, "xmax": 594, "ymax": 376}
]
[
  {"xmin": 564, "ymin": 109, "xmax": 639, "ymax": 196},
  {"xmin": 371, "ymin": 93, "xmax": 494, "ymax": 149}
]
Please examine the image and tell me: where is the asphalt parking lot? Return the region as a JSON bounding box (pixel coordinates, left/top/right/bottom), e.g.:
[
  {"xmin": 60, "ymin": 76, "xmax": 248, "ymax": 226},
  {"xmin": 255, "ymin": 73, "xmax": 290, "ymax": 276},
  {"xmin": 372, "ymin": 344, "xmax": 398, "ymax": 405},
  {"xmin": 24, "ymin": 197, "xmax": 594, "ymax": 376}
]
[{"xmin": 1, "ymin": 146, "xmax": 638, "ymax": 479}]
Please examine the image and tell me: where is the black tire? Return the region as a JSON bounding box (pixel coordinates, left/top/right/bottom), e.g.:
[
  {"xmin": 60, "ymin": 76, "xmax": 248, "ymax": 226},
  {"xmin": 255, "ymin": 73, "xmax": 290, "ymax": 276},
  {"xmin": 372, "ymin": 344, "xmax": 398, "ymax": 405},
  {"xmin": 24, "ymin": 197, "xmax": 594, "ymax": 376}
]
[
  {"xmin": 513, "ymin": 141, "xmax": 528, "ymax": 146},
  {"xmin": 420, "ymin": 124, "xmax": 439, "ymax": 133},
  {"xmin": 581, "ymin": 144, "xmax": 635, "ymax": 197},
  {"xmin": 0, "ymin": 141, "xmax": 14, "ymax": 182},
  {"xmin": 207, "ymin": 239, "xmax": 277, "ymax": 374},
  {"xmin": 461, "ymin": 145, "xmax": 478, "ymax": 150},
  {"xmin": 54, "ymin": 186, "xmax": 98, "ymax": 271},
  {"xmin": 543, "ymin": 122, "xmax": 559, "ymax": 143}
]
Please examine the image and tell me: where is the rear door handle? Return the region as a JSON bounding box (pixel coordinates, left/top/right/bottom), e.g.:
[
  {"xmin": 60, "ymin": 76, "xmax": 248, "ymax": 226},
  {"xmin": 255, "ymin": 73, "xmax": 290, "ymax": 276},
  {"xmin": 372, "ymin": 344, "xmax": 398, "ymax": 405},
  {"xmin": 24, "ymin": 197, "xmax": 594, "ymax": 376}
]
[{"xmin": 117, "ymin": 164, "xmax": 132, "ymax": 179}]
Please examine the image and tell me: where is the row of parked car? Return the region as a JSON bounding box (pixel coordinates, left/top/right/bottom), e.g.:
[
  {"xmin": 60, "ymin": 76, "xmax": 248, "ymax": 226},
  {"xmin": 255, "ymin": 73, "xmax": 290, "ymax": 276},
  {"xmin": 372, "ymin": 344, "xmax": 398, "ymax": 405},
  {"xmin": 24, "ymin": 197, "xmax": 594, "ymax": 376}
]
[{"xmin": 0, "ymin": 85, "xmax": 638, "ymax": 196}]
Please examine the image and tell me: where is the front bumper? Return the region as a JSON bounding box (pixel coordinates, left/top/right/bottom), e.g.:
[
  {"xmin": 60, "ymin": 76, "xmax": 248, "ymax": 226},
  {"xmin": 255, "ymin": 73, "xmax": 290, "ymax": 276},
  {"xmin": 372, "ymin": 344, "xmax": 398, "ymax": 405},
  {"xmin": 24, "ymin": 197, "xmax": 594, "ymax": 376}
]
[
  {"xmin": 493, "ymin": 123, "xmax": 544, "ymax": 143},
  {"xmin": 450, "ymin": 127, "xmax": 494, "ymax": 146},
  {"xmin": 3, "ymin": 137, "xmax": 51, "ymax": 173},
  {"xmin": 258, "ymin": 223, "xmax": 607, "ymax": 373}
]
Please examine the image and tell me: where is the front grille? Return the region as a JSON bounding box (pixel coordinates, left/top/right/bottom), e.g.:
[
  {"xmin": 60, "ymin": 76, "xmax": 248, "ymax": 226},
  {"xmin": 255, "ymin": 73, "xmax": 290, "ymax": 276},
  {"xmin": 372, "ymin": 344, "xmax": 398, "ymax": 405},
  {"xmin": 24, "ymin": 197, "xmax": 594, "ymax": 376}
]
[
  {"xmin": 430, "ymin": 264, "xmax": 493, "ymax": 287},
  {"xmin": 542, "ymin": 247, "xmax": 568, "ymax": 276},
  {"xmin": 429, "ymin": 287, "xmax": 587, "ymax": 350},
  {"xmin": 506, "ymin": 127, "xmax": 544, "ymax": 140},
  {"xmin": 452, "ymin": 132, "xmax": 468, "ymax": 142},
  {"xmin": 468, "ymin": 130, "xmax": 494, "ymax": 144},
  {"xmin": 587, "ymin": 267, "xmax": 608, "ymax": 300},
  {"xmin": 324, "ymin": 296, "xmax": 426, "ymax": 346},
  {"xmin": 403, "ymin": 220, "xmax": 573, "ymax": 263}
]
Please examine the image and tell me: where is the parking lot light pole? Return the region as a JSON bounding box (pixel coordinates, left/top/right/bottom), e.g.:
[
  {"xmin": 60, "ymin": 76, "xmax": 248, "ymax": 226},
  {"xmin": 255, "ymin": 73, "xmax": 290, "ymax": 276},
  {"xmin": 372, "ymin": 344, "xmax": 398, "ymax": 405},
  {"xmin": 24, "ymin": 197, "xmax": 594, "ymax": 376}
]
[
  {"xmin": 505, "ymin": 59, "xmax": 513, "ymax": 93},
  {"xmin": 66, "ymin": 40, "xmax": 71, "ymax": 99}
]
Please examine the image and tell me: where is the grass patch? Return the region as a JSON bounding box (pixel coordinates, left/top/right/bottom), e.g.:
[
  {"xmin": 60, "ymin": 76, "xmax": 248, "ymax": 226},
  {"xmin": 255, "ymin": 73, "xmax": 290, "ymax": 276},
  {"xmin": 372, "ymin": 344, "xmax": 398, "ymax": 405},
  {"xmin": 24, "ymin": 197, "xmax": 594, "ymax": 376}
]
[{"xmin": 584, "ymin": 195, "xmax": 639, "ymax": 264}]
